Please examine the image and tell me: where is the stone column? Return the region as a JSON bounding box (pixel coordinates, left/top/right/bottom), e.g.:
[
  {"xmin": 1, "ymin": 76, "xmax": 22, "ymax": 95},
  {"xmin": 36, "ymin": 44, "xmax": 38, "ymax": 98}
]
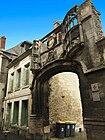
[
  {"xmin": 29, "ymin": 114, "xmax": 44, "ymax": 134},
  {"xmin": 76, "ymin": 6, "xmax": 84, "ymax": 45}
]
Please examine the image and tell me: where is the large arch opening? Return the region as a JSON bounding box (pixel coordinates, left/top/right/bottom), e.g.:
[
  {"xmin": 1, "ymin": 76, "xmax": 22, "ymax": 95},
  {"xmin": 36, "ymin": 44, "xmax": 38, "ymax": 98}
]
[{"xmin": 31, "ymin": 60, "xmax": 87, "ymax": 139}]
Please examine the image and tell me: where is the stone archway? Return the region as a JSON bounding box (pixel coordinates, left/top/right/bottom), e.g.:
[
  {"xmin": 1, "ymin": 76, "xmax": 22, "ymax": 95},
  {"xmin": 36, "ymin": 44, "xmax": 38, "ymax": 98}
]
[
  {"xmin": 30, "ymin": 0, "xmax": 105, "ymax": 139},
  {"xmin": 30, "ymin": 60, "xmax": 88, "ymax": 137}
]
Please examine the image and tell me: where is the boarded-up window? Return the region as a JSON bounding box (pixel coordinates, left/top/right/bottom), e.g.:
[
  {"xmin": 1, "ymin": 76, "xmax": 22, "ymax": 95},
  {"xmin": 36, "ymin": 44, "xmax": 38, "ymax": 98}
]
[
  {"xmin": 13, "ymin": 101, "xmax": 19, "ymax": 125},
  {"xmin": 21, "ymin": 100, "xmax": 28, "ymax": 127}
]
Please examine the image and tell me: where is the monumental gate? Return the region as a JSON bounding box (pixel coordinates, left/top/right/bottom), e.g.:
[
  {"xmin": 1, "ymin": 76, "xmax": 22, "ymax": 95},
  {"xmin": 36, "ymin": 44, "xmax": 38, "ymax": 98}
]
[{"xmin": 30, "ymin": 0, "xmax": 105, "ymax": 139}]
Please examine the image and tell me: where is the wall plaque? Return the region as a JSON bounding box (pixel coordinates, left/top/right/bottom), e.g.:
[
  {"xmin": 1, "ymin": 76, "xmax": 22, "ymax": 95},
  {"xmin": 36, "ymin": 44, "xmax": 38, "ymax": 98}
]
[
  {"xmin": 92, "ymin": 92, "xmax": 100, "ymax": 101},
  {"xmin": 91, "ymin": 83, "xmax": 99, "ymax": 92},
  {"xmin": 47, "ymin": 36, "xmax": 55, "ymax": 49}
]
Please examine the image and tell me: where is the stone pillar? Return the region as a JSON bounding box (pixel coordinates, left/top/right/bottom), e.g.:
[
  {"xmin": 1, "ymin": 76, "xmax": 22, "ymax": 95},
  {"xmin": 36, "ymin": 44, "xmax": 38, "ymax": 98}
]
[
  {"xmin": 76, "ymin": 6, "xmax": 84, "ymax": 45},
  {"xmin": 11, "ymin": 101, "xmax": 14, "ymax": 124},
  {"xmin": 29, "ymin": 114, "xmax": 44, "ymax": 134}
]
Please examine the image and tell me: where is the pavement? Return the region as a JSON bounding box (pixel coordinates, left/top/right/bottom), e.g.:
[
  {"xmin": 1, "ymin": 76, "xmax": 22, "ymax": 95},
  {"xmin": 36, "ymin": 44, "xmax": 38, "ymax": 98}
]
[
  {"xmin": 0, "ymin": 131, "xmax": 87, "ymax": 140},
  {"xmin": 0, "ymin": 131, "xmax": 31, "ymax": 140}
]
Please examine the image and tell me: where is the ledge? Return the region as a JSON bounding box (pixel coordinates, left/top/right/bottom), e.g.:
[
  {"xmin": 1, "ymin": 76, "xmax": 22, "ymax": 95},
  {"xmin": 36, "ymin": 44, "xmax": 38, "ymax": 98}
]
[
  {"xmin": 84, "ymin": 118, "xmax": 105, "ymax": 126},
  {"xmin": 15, "ymin": 88, "xmax": 20, "ymax": 92},
  {"xmin": 22, "ymin": 85, "xmax": 29, "ymax": 89},
  {"xmin": 85, "ymin": 64, "xmax": 105, "ymax": 74}
]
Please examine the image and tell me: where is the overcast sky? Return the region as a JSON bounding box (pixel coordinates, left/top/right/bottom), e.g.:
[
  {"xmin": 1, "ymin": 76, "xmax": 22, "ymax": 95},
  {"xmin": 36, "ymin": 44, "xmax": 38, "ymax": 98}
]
[{"xmin": 0, "ymin": 0, "xmax": 105, "ymax": 50}]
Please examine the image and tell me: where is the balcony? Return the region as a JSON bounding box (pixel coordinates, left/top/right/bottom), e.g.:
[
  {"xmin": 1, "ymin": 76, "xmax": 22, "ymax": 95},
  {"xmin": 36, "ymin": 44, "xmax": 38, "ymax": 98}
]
[{"xmin": 31, "ymin": 5, "xmax": 84, "ymax": 72}]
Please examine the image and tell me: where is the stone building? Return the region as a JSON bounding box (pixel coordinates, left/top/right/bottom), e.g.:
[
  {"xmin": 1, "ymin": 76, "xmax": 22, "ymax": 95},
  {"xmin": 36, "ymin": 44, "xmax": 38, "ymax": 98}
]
[
  {"xmin": 1, "ymin": 0, "xmax": 105, "ymax": 140},
  {"xmin": 0, "ymin": 40, "xmax": 32, "ymax": 130},
  {"xmin": 3, "ymin": 47, "xmax": 33, "ymax": 135},
  {"xmin": 30, "ymin": 0, "xmax": 105, "ymax": 140}
]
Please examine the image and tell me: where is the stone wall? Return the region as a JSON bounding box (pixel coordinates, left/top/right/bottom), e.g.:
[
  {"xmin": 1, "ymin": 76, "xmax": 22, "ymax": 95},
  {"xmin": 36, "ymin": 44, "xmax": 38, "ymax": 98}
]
[{"xmin": 49, "ymin": 72, "xmax": 84, "ymax": 132}]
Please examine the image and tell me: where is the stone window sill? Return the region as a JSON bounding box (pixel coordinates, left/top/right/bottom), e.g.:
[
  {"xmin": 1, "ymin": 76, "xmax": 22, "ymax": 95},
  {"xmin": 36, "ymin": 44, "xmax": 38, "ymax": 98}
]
[
  {"xmin": 8, "ymin": 91, "xmax": 13, "ymax": 94},
  {"xmin": 22, "ymin": 85, "xmax": 29, "ymax": 89},
  {"xmin": 15, "ymin": 88, "xmax": 20, "ymax": 91},
  {"xmin": 11, "ymin": 124, "xmax": 18, "ymax": 128},
  {"xmin": 20, "ymin": 126, "xmax": 29, "ymax": 130}
]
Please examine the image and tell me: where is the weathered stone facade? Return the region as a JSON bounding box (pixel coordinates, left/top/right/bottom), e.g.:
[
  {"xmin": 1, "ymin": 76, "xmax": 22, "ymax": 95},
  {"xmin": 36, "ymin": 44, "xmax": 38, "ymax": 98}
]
[
  {"xmin": 0, "ymin": 41, "xmax": 32, "ymax": 133},
  {"xmin": 30, "ymin": 0, "xmax": 105, "ymax": 140},
  {"xmin": 0, "ymin": 0, "xmax": 105, "ymax": 140},
  {"xmin": 3, "ymin": 49, "xmax": 33, "ymax": 137}
]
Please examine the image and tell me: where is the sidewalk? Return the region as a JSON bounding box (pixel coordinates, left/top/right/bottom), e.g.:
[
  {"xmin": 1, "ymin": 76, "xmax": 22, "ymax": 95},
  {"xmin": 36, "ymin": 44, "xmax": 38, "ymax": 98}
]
[{"xmin": 0, "ymin": 131, "xmax": 30, "ymax": 140}]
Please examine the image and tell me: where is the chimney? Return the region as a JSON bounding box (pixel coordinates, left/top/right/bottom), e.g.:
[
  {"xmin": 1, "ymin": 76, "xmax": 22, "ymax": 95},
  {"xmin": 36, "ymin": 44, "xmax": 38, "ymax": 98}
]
[
  {"xmin": 0, "ymin": 36, "xmax": 6, "ymax": 50},
  {"xmin": 54, "ymin": 20, "xmax": 60, "ymax": 29}
]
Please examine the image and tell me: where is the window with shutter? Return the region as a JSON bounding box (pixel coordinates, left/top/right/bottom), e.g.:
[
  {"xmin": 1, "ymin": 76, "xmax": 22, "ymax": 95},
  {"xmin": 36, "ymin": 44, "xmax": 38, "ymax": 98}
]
[
  {"xmin": 21, "ymin": 100, "xmax": 28, "ymax": 127},
  {"xmin": 24, "ymin": 63, "xmax": 30, "ymax": 86},
  {"xmin": 22, "ymin": 67, "xmax": 26, "ymax": 86},
  {"xmin": 7, "ymin": 103, "xmax": 12, "ymax": 128},
  {"xmin": 16, "ymin": 68, "xmax": 21, "ymax": 90},
  {"xmin": 8, "ymin": 72, "xmax": 14, "ymax": 93},
  {"xmin": 13, "ymin": 101, "xmax": 19, "ymax": 125}
]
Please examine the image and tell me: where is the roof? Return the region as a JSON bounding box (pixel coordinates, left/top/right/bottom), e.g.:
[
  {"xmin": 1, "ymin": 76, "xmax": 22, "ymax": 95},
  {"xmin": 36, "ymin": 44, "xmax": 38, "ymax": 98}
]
[
  {"xmin": 2, "ymin": 40, "xmax": 33, "ymax": 61},
  {"xmin": 6, "ymin": 40, "xmax": 33, "ymax": 56},
  {"xmin": 6, "ymin": 43, "xmax": 25, "ymax": 56},
  {"xmin": 7, "ymin": 48, "xmax": 32, "ymax": 69},
  {"xmin": 1, "ymin": 50, "xmax": 18, "ymax": 56}
]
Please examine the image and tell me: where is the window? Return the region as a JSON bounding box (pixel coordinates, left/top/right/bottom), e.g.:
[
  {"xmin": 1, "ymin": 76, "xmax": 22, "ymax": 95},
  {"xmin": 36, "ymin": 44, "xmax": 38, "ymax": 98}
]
[
  {"xmin": 7, "ymin": 103, "xmax": 12, "ymax": 128},
  {"xmin": 23, "ymin": 63, "xmax": 30, "ymax": 86},
  {"xmin": 13, "ymin": 101, "xmax": 19, "ymax": 125},
  {"xmin": 21, "ymin": 100, "xmax": 28, "ymax": 127},
  {"xmin": 8, "ymin": 73, "xmax": 14, "ymax": 93},
  {"xmin": 16, "ymin": 68, "xmax": 21, "ymax": 89}
]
